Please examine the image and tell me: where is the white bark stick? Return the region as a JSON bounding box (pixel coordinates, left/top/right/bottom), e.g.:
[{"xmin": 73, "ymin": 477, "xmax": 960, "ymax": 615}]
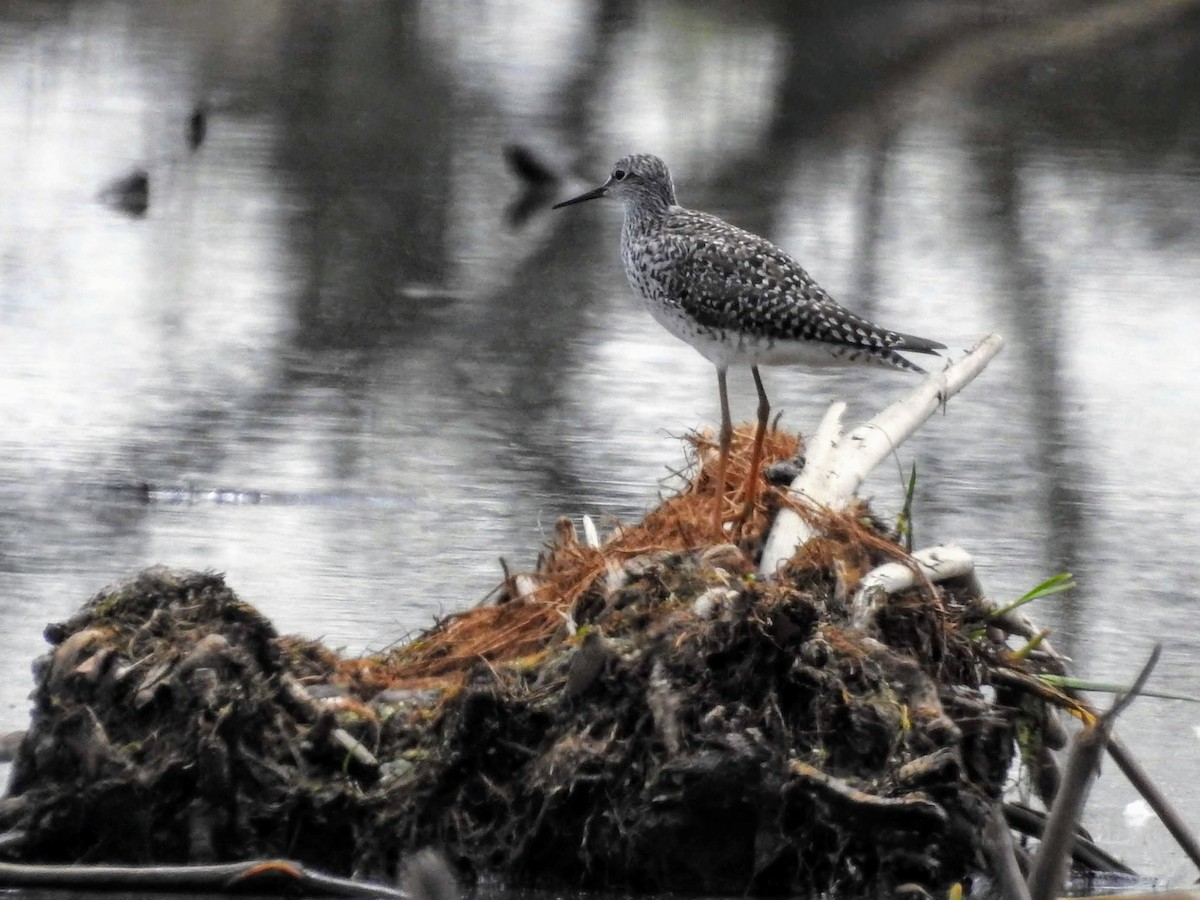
[
  {"xmin": 849, "ymin": 544, "xmax": 976, "ymax": 628},
  {"xmin": 759, "ymin": 333, "xmax": 1005, "ymax": 576},
  {"xmin": 581, "ymin": 514, "xmax": 601, "ymax": 549}
]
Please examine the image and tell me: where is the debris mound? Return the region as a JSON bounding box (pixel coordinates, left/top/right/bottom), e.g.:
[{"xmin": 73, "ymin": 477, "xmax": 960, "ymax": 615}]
[{"xmin": 0, "ymin": 428, "xmax": 1056, "ymax": 895}]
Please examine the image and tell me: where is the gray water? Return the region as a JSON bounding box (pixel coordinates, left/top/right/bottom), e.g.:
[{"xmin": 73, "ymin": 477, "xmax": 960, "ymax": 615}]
[{"xmin": 2, "ymin": 0, "xmax": 1200, "ymax": 887}]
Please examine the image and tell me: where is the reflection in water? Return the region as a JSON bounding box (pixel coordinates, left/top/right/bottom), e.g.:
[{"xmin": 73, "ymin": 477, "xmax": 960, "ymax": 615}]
[
  {"xmin": 1, "ymin": 0, "xmax": 1200, "ymax": 882},
  {"xmin": 967, "ymin": 117, "xmax": 1089, "ymax": 645}
]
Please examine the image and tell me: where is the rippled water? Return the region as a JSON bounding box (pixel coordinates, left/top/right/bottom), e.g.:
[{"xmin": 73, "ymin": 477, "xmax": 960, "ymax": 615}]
[{"xmin": 2, "ymin": 0, "xmax": 1200, "ymax": 887}]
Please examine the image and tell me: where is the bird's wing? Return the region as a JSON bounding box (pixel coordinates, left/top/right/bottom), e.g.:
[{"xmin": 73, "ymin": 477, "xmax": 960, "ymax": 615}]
[{"xmin": 662, "ymin": 210, "xmax": 943, "ymax": 354}]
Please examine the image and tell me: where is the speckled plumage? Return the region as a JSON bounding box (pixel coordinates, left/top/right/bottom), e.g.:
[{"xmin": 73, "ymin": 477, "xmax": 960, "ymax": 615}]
[{"xmin": 560, "ymin": 153, "xmax": 945, "ymax": 373}]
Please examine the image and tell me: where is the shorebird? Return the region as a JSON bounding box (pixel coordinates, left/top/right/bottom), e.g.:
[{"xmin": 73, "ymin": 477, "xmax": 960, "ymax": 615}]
[{"xmin": 553, "ymin": 153, "xmax": 944, "ymax": 534}]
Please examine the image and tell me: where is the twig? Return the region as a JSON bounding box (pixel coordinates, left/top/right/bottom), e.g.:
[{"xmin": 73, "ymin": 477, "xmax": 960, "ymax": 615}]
[
  {"xmin": 984, "ymin": 803, "xmax": 1032, "ymax": 900},
  {"xmin": 1004, "ymin": 803, "xmax": 1134, "ymax": 874},
  {"xmin": 760, "ymin": 334, "xmax": 1004, "ymax": 575},
  {"xmin": 0, "ymin": 859, "xmax": 405, "ymax": 898},
  {"xmin": 280, "ymin": 674, "xmax": 380, "ymax": 777},
  {"xmin": 990, "ymin": 608, "xmax": 1069, "ymax": 672},
  {"xmin": 1026, "ymin": 645, "xmax": 1161, "ymax": 900},
  {"xmin": 1106, "ymin": 734, "xmax": 1200, "ymax": 875}
]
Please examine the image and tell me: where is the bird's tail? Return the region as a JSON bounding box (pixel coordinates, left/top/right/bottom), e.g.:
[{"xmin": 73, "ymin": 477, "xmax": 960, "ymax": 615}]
[
  {"xmin": 891, "ymin": 331, "xmax": 947, "ymax": 355},
  {"xmin": 884, "ymin": 331, "xmax": 947, "ymax": 374}
]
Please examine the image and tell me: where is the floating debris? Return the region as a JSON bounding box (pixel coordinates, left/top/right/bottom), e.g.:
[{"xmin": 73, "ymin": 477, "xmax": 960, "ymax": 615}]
[
  {"xmin": 187, "ymin": 104, "xmax": 208, "ymax": 151},
  {"xmin": 98, "ymin": 168, "xmax": 149, "ymax": 216}
]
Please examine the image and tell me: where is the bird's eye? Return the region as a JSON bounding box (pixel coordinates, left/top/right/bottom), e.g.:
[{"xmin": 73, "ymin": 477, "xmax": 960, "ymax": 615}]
[{"xmin": 613, "ymin": 168, "xmax": 627, "ymax": 181}]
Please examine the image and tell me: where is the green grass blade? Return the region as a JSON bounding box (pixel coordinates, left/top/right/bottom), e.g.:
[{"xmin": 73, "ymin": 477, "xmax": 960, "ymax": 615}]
[
  {"xmin": 991, "ymin": 572, "xmax": 1075, "ymax": 618},
  {"xmin": 896, "ymin": 461, "xmax": 917, "ymax": 553},
  {"xmin": 1038, "ymin": 674, "xmax": 1200, "ymax": 704}
]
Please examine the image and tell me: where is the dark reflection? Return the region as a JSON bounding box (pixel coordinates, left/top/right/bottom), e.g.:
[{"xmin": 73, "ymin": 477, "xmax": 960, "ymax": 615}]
[
  {"xmin": 848, "ymin": 122, "xmax": 895, "ymax": 316},
  {"xmin": 274, "ymin": 4, "xmax": 453, "ymax": 350},
  {"xmin": 98, "ymin": 168, "xmax": 150, "ymax": 216},
  {"xmin": 187, "ymin": 103, "xmax": 207, "ymax": 151},
  {"xmin": 698, "ymin": 2, "xmax": 1021, "ymax": 238},
  {"xmin": 503, "ymin": 143, "xmax": 566, "ymax": 228},
  {"xmin": 550, "ymin": 0, "xmax": 638, "ymax": 144},
  {"xmin": 983, "ymin": 19, "xmax": 1200, "ymax": 156},
  {"xmin": 965, "ymin": 114, "xmax": 1090, "ymax": 658}
]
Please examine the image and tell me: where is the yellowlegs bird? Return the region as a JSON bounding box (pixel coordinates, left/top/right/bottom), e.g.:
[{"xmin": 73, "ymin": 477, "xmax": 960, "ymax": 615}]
[{"xmin": 553, "ymin": 154, "xmax": 945, "ymax": 534}]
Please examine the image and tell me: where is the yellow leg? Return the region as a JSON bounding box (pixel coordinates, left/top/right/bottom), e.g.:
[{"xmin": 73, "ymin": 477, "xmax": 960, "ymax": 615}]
[
  {"xmin": 713, "ymin": 367, "xmax": 731, "ymax": 536},
  {"xmin": 737, "ymin": 365, "xmax": 770, "ymax": 529}
]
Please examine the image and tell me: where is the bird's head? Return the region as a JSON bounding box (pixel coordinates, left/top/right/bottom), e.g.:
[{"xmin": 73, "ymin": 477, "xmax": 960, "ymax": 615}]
[{"xmin": 553, "ymin": 154, "xmax": 676, "ymax": 212}]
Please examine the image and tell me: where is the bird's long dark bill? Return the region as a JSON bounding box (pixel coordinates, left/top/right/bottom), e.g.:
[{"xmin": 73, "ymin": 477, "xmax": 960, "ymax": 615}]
[{"xmin": 552, "ymin": 186, "xmax": 606, "ymax": 208}]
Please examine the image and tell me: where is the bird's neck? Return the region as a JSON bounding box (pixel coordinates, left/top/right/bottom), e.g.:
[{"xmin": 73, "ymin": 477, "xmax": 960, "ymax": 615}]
[{"xmin": 622, "ymin": 198, "xmax": 670, "ymax": 240}]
